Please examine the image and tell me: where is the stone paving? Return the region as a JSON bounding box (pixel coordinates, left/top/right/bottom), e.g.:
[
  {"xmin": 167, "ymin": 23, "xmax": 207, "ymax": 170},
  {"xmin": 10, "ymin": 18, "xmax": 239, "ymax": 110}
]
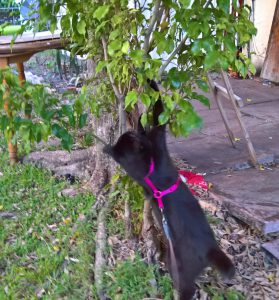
[{"xmin": 168, "ymin": 77, "xmax": 279, "ymax": 240}]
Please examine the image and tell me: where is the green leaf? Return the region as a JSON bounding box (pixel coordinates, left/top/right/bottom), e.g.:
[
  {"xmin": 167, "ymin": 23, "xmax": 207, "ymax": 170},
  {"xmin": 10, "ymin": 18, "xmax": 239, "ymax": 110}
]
[
  {"xmin": 158, "ymin": 111, "xmax": 169, "ymax": 125},
  {"xmin": 217, "ymin": 0, "xmax": 230, "ymax": 12},
  {"xmin": 121, "ymin": 41, "xmax": 129, "ymax": 54},
  {"xmin": 193, "ymin": 93, "xmax": 210, "ymax": 107},
  {"xmin": 249, "ymin": 63, "xmax": 256, "ymax": 75},
  {"xmin": 77, "ymin": 20, "xmax": 86, "ymax": 35},
  {"xmin": 179, "ymin": 0, "xmax": 191, "ymax": 7},
  {"xmin": 163, "ymin": 94, "xmax": 174, "ymax": 111},
  {"xmin": 125, "ymin": 91, "xmax": 138, "ymax": 110},
  {"xmin": 96, "ymin": 61, "xmax": 107, "ymax": 74},
  {"xmin": 61, "ymin": 105, "xmax": 73, "ymax": 117},
  {"xmin": 61, "ymin": 133, "xmax": 73, "ymax": 151},
  {"xmin": 108, "ymin": 40, "xmax": 122, "ymax": 56},
  {"xmin": 140, "ymin": 112, "xmax": 147, "ymax": 127},
  {"xmin": 196, "ymin": 79, "xmax": 209, "ymax": 92},
  {"xmin": 93, "ymin": 5, "xmax": 110, "ymax": 21},
  {"xmin": 141, "ymin": 93, "xmax": 151, "ymax": 107},
  {"xmin": 79, "ymin": 113, "xmax": 88, "ymax": 128},
  {"xmin": 223, "ymin": 36, "xmax": 236, "ymax": 52},
  {"xmin": 204, "ymin": 51, "xmax": 219, "ymax": 69}
]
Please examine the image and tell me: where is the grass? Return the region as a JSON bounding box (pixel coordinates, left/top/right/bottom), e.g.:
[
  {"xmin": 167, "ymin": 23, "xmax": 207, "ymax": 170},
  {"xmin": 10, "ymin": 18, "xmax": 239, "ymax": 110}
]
[
  {"xmin": 0, "ymin": 136, "xmax": 244, "ymax": 300},
  {"xmin": 104, "ymin": 256, "xmax": 173, "ymax": 300},
  {"xmin": 0, "ymin": 137, "xmax": 173, "ymax": 300},
  {"xmin": 0, "ymin": 138, "xmax": 97, "ymax": 299}
]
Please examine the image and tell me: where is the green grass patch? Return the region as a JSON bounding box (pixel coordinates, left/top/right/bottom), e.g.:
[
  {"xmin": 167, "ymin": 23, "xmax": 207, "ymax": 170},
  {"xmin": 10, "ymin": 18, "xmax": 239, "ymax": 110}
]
[
  {"xmin": 104, "ymin": 256, "xmax": 173, "ymax": 300},
  {"xmin": 0, "ymin": 139, "xmax": 96, "ymax": 299}
]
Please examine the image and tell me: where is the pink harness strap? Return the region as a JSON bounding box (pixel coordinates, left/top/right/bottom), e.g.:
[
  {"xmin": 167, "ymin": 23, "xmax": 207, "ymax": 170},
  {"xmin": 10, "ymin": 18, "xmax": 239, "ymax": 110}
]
[{"xmin": 144, "ymin": 158, "xmax": 181, "ymax": 209}]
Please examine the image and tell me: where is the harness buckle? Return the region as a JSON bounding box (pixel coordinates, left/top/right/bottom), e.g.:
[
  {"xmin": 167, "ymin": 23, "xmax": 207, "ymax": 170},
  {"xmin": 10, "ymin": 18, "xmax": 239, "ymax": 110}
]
[{"xmin": 154, "ymin": 191, "xmax": 162, "ymax": 198}]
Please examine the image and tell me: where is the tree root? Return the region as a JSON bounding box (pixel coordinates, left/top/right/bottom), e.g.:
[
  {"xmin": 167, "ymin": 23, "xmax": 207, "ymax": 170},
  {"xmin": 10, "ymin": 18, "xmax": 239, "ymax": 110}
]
[
  {"xmin": 23, "ymin": 147, "xmax": 95, "ymax": 181},
  {"xmin": 95, "ymin": 193, "xmax": 109, "ymax": 300}
]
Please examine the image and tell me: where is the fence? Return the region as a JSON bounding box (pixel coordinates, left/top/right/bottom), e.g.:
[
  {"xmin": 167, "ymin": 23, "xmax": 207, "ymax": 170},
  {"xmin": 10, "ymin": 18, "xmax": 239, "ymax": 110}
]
[{"xmin": 0, "ymin": 7, "xmax": 20, "ymax": 25}]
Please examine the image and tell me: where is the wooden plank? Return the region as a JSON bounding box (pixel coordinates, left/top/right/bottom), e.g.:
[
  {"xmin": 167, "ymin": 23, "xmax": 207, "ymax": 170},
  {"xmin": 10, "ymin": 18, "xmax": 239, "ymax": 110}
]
[
  {"xmin": 262, "ymin": 238, "xmax": 279, "ymax": 260},
  {"xmin": 213, "ymin": 81, "xmax": 244, "ymax": 108},
  {"xmin": 221, "ymin": 70, "xmax": 258, "ymax": 167},
  {"xmin": 0, "ymin": 39, "xmax": 65, "ymax": 55},
  {"xmin": 207, "ymin": 74, "xmax": 236, "ymax": 148},
  {"xmin": 208, "ymin": 165, "xmax": 279, "ymax": 235},
  {"xmin": 261, "ymin": 0, "xmax": 279, "ymax": 83},
  {"xmin": 0, "ymin": 30, "xmax": 61, "ymax": 45}
]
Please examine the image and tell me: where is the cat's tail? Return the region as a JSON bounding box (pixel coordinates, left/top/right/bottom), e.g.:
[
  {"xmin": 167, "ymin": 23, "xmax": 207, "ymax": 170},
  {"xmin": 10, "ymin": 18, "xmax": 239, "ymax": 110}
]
[{"xmin": 207, "ymin": 247, "xmax": 235, "ymax": 278}]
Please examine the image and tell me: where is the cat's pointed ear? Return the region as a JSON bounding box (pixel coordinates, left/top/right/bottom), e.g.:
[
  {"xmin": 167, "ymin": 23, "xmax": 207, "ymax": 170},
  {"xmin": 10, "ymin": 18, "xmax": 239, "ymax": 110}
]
[{"xmin": 137, "ymin": 114, "xmax": 146, "ymax": 135}]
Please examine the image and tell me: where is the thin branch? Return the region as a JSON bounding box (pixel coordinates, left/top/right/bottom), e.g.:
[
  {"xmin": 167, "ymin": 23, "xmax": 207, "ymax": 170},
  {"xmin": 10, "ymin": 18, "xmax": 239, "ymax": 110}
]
[
  {"xmin": 101, "ymin": 37, "xmax": 122, "ymax": 101},
  {"xmin": 204, "ymin": 0, "xmax": 213, "ymax": 8},
  {"xmin": 148, "ymin": 6, "xmax": 166, "ymax": 52},
  {"xmin": 144, "ymin": 0, "xmax": 161, "ymax": 54},
  {"xmin": 92, "ymin": 133, "xmax": 109, "ymax": 146},
  {"xmin": 158, "ymin": 34, "xmax": 187, "ymax": 77}
]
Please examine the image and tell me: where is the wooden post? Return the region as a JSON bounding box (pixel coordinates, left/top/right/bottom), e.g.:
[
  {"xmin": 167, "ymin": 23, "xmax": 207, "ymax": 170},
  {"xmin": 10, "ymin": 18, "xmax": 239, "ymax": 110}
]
[
  {"xmin": 17, "ymin": 62, "xmax": 26, "ymax": 83},
  {"xmin": 0, "ymin": 58, "xmax": 18, "ymax": 164},
  {"xmin": 16, "ymin": 61, "xmax": 31, "ymax": 119},
  {"xmin": 207, "ymin": 74, "xmax": 236, "ymax": 148},
  {"xmin": 261, "ymin": 0, "xmax": 279, "ymax": 83},
  {"xmin": 221, "ymin": 70, "xmax": 258, "ymax": 166}
]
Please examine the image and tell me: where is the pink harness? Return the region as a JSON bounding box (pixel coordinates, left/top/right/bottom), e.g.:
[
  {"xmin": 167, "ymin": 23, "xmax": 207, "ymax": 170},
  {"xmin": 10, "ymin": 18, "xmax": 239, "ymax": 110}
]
[{"xmin": 144, "ymin": 158, "xmax": 181, "ymax": 209}]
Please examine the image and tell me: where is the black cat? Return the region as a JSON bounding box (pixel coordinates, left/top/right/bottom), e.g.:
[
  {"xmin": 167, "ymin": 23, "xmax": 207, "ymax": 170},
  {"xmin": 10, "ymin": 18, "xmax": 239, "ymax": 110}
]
[{"xmin": 104, "ymin": 81, "xmax": 235, "ymax": 299}]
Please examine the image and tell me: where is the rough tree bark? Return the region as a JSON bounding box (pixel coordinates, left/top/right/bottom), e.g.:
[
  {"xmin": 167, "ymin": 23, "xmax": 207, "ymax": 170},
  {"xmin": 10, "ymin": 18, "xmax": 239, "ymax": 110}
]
[{"xmin": 261, "ymin": 0, "xmax": 279, "ymax": 83}]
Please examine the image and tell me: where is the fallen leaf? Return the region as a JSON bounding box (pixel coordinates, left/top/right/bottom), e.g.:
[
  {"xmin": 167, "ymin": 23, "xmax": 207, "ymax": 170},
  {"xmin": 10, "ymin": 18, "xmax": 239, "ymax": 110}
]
[
  {"xmin": 234, "ymin": 137, "xmax": 241, "ymax": 142},
  {"xmin": 47, "ymin": 224, "xmax": 58, "ymax": 231},
  {"xmin": 63, "ymin": 217, "xmax": 71, "ymax": 225},
  {"xmin": 35, "ymin": 287, "xmax": 45, "ymax": 298},
  {"xmin": 208, "ymin": 182, "xmax": 213, "ymax": 189},
  {"xmin": 53, "ymin": 245, "xmax": 60, "ymax": 252},
  {"xmin": 246, "ymin": 98, "xmax": 252, "ymax": 102},
  {"xmin": 77, "ymin": 213, "xmax": 86, "ymax": 222},
  {"xmin": 69, "ymin": 257, "xmax": 80, "ymax": 263}
]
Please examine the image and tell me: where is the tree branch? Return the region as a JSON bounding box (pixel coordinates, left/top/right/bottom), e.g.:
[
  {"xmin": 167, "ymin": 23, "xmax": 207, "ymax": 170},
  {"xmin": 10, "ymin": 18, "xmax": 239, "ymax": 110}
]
[
  {"xmin": 144, "ymin": 0, "xmax": 161, "ymax": 54},
  {"xmin": 101, "ymin": 37, "xmax": 123, "ymax": 101},
  {"xmin": 148, "ymin": 6, "xmax": 166, "ymax": 52},
  {"xmin": 204, "ymin": 0, "xmax": 213, "ymax": 8},
  {"xmin": 158, "ymin": 34, "xmax": 187, "ymax": 77},
  {"xmin": 91, "ymin": 132, "xmax": 109, "ymax": 146}
]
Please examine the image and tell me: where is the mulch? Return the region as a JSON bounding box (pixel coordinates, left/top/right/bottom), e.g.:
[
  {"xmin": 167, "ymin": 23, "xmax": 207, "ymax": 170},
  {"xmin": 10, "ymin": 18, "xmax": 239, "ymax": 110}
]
[{"xmin": 107, "ymin": 158, "xmax": 279, "ymax": 299}]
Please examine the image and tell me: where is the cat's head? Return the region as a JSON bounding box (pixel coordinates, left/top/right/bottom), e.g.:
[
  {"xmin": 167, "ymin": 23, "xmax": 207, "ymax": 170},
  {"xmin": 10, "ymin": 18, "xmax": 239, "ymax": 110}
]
[{"xmin": 103, "ymin": 128, "xmax": 153, "ymax": 182}]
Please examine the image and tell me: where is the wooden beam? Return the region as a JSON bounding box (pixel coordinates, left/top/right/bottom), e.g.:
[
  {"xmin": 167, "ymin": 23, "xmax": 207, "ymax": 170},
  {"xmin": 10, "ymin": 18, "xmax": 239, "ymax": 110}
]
[
  {"xmin": 213, "ymin": 81, "xmax": 244, "ymax": 108},
  {"xmin": 0, "ymin": 58, "xmax": 18, "ymax": 164},
  {"xmin": 261, "ymin": 0, "xmax": 279, "ymax": 83},
  {"xmin": 207, "ymin": 74, "xmax": 236, "ymax": 148},
  {"xmin": 221, "ymin": 70, "xmax": 258, "ymax": 166}
]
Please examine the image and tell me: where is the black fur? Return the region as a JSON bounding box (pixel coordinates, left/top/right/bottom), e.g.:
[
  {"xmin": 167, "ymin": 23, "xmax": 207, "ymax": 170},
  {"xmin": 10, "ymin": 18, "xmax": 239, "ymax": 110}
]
[{"xmin": 104, "ymin": 81, "xmax": 235, "ymax": 299}]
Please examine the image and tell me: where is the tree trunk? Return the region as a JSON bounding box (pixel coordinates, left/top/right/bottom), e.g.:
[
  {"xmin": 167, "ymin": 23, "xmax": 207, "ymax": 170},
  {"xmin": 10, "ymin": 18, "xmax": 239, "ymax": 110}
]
[{"xmin": 261, "ymin": 0, "xmax": 279, "ymax": 83}]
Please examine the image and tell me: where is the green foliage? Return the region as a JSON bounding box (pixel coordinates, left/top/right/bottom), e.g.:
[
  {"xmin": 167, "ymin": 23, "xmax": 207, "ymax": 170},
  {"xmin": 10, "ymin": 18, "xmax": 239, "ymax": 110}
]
[
  {"xmin": 109, "ymin": 171, "xmax": 145, "ymax": 236},
  {"xmin": 204, "ymin": 286, "xmax": 245, "ymax": 300},
  {"xmin": 20, "ymin": 0, "xmax": 257, "ymax": 138},
  {"xmin": 104, "ymin": 255, "xmax": 173, "ymax": 300},
  {"xmin": 0, "ymin": 0, "xmax": 19, "ymax": 8},
  {"xmin": 0, "ymin": 68, "xmax": 88, "ymax": 152},
  {"xmin": 0, "ymin": 142, "xmax": 96, "ymax": 299}
]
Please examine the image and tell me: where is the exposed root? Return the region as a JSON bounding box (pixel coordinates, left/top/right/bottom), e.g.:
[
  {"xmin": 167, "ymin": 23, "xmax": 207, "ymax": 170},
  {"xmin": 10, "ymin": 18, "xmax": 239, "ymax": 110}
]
[
  {"xmin": 23, "ymin": 147, "xmax": 95, "ymax": 181},
  {"xmin": 95, "ymin": 193, "xmax": 109, "ymax": 300}
]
